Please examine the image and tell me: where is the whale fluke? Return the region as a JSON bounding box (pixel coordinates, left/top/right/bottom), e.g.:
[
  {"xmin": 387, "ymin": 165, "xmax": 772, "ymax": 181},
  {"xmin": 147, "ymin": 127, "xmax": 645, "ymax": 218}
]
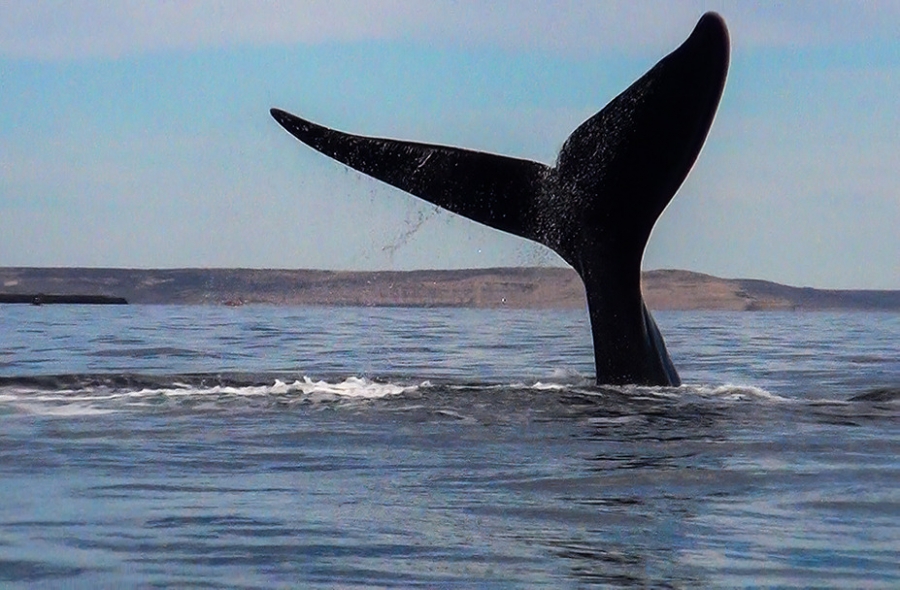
[{"xmin": 271, "ymin": 13, "xmax": 730, "ymax": 386}]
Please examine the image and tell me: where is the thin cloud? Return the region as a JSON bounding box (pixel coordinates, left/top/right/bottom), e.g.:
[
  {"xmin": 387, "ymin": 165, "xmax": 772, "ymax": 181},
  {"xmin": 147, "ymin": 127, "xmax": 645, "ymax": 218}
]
[
  {"xmin": 0, "ymin": 1, "xmax": 411, "ymax": 60},
  {"xmin": 4, "ymin": 1, "xmax": 899, "ymax": 61}
]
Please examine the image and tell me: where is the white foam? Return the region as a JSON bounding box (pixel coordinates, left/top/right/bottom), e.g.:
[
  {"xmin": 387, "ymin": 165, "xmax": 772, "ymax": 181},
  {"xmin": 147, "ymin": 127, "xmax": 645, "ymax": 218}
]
[
  {"xmin": 530, "ymin": 382, "xmax": 567, "ymax": 390},
  {"xmin": 0, "ymin": 376, "xmax": 791, "ymax": 417},
  {"xmin": 121, "ymin": 376, "xmax": 421, "ymax": 400},
  {"xmin": 0, "ymin": 376, "xmax": 422, "ymax": 416},
  {"xmin": 292, "ymin": 376, "xmax": 418, "ymax": 398},
  {"xmin": 568, "ymin": 382, "xmax": 788, "ymax": 404},
  {"xmin": 690, "ymin": 383, "xmax": 789, "ymax": 402}
]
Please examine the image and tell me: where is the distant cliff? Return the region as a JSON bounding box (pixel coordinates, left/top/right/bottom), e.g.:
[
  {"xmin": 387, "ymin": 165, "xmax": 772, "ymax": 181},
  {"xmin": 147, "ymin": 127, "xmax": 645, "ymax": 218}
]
[{"xmin": 2, "ymin": 267, "xmax": 899, "ymax": 310}]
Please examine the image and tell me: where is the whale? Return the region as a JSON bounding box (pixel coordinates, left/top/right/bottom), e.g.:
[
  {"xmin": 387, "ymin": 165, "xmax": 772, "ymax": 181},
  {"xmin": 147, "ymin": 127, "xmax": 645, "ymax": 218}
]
[{"xmin": 271, "ymin": 13, "xmax": 729, "ymax": 386}]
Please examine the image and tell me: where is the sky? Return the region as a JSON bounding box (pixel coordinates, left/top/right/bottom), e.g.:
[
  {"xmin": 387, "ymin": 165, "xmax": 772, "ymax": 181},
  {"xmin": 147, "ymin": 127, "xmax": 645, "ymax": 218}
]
[{"xmin": 1, "ymin": 1, "xmax": 898, "ymax": 289}]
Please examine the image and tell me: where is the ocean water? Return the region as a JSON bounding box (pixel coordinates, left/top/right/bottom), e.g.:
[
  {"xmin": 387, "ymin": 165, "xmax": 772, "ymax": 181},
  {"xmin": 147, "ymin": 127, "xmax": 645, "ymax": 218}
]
[{"xmin": 0, "ymin": 305, "xmax": 897, "ymax": 588}]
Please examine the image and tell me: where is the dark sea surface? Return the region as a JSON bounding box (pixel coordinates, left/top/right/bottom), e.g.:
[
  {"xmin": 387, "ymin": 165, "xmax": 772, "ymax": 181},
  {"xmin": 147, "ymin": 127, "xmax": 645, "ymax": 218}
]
[{"xmin": 1, "ymin": 305, "xmax": 898, "ymax": 588}]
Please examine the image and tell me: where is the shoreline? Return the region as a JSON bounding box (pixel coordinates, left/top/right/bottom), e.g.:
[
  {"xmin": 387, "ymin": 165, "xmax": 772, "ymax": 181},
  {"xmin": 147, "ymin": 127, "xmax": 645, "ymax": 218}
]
[{"xmin": 2, "ymin": 267, "xmax": 899, "ymax": 311}]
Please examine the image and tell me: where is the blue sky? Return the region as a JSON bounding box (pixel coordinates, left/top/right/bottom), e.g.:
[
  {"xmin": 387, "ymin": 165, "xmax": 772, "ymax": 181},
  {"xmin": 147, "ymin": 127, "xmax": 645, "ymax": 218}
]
[{"xmin": 1, "ymin": 1, "xmax": 898, "ymax": 288}]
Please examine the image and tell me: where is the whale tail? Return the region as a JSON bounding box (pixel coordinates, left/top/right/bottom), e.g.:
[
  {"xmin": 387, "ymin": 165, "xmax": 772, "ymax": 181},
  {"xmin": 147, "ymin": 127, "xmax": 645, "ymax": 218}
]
[{"xmin": 271, "ymin": 13, "xmax": 729, "ymax": 386}]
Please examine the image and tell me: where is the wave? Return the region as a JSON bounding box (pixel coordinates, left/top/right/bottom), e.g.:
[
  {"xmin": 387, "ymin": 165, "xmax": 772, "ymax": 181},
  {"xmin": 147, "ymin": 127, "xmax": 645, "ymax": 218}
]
[
  {"xmin": 0, "ymin": 372, "xmax": 893, "ymax": 419},
  {"xmin": 0, "ymin": 374, "xmax": 422, "ymax": 416}
]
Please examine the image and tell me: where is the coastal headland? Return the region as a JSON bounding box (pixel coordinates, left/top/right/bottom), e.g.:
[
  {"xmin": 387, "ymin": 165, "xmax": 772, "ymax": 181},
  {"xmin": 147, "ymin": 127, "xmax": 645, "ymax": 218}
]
[{"xmin": 1, "ymin": 267, "xmax": 898, "ymax": 310}]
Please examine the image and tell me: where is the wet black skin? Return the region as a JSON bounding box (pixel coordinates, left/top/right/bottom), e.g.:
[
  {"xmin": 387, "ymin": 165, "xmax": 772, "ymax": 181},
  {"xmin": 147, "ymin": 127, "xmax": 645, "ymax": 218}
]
[{"xmin": 271, "ymin": 13, "xmax": 730, "ymax": 386}]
